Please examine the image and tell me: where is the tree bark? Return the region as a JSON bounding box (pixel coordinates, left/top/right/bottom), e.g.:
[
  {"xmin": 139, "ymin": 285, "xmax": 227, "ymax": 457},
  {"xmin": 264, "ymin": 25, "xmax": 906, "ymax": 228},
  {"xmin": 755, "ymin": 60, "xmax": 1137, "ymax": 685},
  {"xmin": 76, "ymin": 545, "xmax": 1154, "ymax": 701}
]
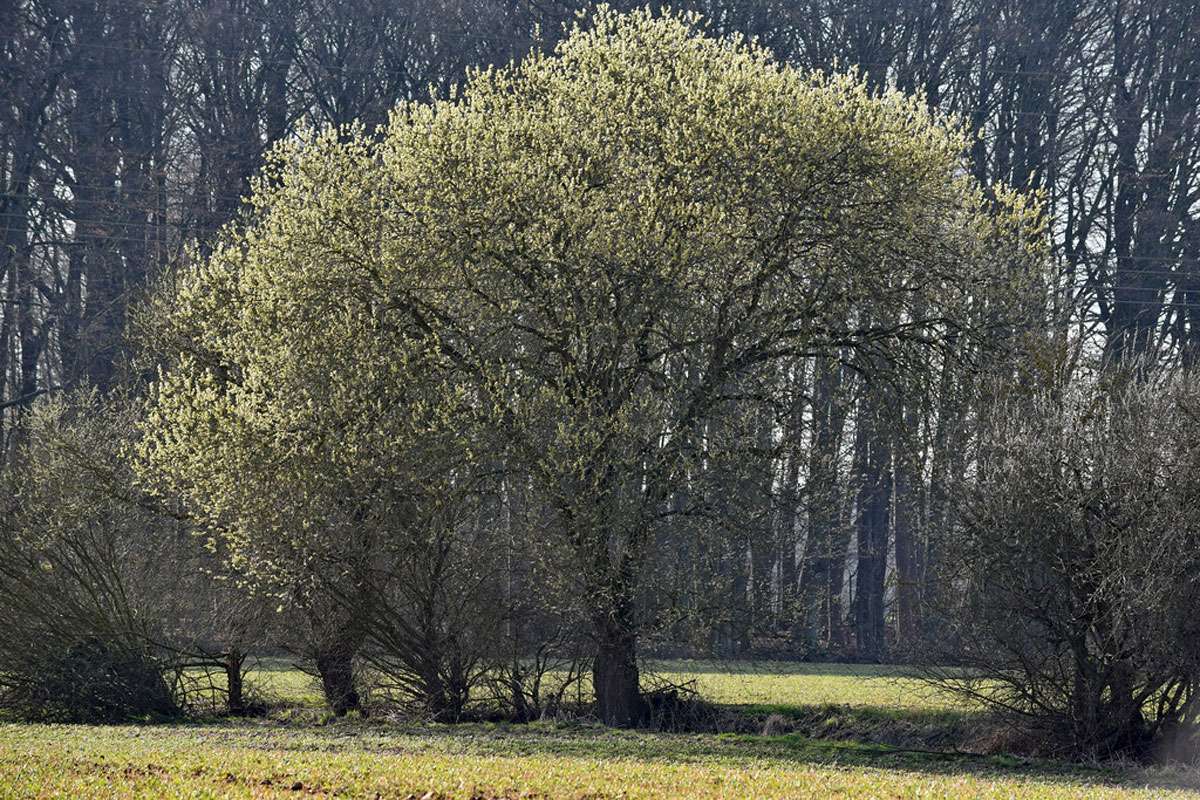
[
  {"xmin": 892, "ymin": 459, "xmax": 920, "ymax": 648},
  {"xmin": 892, "ymin": 400, "xmax": 923, "ymax": 649},
  {"xmin": 592, "ymin": 616, "xmax": 645, "ymax": 727},
  {"xmin": 853, "ymin": 394, "xmax": 891, "ymax": 663},
  {"xmin": 798, "ymin": 356, "xmax": 848, "ymax": 649},
  {"xmin": 225, "ymin": 649, "xmax": 246, "ymax": 716},
  {"xmin": 315, "ymin": 639, "xmax": 360, "ymax": 716}
]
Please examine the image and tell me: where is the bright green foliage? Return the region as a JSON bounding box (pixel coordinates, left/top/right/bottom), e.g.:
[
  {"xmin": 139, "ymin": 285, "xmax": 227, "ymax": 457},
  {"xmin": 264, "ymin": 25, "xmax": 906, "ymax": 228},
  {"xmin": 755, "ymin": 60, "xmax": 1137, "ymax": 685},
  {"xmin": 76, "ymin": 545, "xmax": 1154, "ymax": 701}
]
[
  {"xmin": 139, "ymin": 130, "xmax": 473, "ymax": 594},
  {"xmin": 137, "ymin": 126, "xmax": 503, "ymax": 715},
  {"xmin": 138, "ymin": 7, "xmax": 1044, "ymax": 723}
]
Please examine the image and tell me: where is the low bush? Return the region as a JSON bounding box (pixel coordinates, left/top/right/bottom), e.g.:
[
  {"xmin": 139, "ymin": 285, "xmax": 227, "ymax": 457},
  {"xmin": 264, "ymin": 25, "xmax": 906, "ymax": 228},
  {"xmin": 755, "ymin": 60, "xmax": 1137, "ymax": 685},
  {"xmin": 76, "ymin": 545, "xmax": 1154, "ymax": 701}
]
[
  {"xmin": 0, "ymin": 393, "xmax": 184, "ymax": 722},
  {"xmin": 925, "ymin": 372, "xmax": 1200, "ymax": 761},
  {"xmin": 1, "ymin": 638, "xmax": 177, "ymax": 723}
]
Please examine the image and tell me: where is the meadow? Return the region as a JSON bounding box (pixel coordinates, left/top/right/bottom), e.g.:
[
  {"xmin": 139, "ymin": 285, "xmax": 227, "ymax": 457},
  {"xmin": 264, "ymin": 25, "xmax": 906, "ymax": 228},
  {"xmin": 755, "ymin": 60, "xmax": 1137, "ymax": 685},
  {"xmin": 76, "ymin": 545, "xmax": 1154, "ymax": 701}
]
[{"xmin": 1, "ymin": 660, "xmax": 1196, "ymax": 799}]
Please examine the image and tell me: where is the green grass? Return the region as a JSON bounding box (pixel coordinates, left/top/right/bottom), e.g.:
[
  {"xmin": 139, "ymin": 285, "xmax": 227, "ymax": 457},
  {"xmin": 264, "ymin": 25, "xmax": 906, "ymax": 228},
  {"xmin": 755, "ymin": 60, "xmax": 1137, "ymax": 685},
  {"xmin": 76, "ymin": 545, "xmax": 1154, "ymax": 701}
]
[
  {"xmin": 243, "ymin": 658, "xmax": 952, "ymax": 713},
  {"xmin": 648, "ymin": 660, "xmax": 935, "ymax": 706},
  {"xmin": 240, "ymin": 658, "xmax": 326, "ymax": 708},
  {"xmin": 642, "ymin": 660, "xmax": 983, "ymax": 750},
  {"xmin": 2, "ymin": 719, "xmax": 1194, "ymax": 798},
  {"xmin": 1, "ymin": 661, "xmax": 1196, "ymax": 799}
]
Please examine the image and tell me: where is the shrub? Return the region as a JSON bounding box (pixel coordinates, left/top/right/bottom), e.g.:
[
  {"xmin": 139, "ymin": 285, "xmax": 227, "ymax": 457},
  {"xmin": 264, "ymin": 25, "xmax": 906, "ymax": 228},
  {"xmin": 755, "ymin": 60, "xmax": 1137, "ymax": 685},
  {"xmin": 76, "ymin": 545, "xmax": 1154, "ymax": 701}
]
[
  {"xmin": 0, "ymin": 393, "xmax": 184, "ymax": 722},
  {"xmin": 926, "ymin": 371, "xmax": 1200, "ymax": 761},
  {"xmin": 2, "ymin": 638, "xmax": 177, "ymax": 723}
]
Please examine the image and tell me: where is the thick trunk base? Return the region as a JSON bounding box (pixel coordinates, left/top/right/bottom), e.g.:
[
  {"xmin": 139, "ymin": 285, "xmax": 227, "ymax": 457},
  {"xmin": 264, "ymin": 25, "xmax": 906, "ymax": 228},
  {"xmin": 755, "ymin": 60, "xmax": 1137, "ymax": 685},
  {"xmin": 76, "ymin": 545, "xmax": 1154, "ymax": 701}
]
[
  {"xmin": 315, "ymin": 647, "xmax": 360, "ymax": 716},
  {"xmin": 593, "ymin": 635, "xmax": 646, "ymax": 727}
]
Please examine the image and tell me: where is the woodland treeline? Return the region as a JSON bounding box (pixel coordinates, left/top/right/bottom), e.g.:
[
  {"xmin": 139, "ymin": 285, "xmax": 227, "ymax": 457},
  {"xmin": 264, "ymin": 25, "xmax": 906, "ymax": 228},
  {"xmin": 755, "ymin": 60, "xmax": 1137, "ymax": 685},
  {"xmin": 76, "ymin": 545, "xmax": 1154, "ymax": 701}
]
[{"xmin": 2, "ymin": 0, "xmax": 1200, "ymax": 761}]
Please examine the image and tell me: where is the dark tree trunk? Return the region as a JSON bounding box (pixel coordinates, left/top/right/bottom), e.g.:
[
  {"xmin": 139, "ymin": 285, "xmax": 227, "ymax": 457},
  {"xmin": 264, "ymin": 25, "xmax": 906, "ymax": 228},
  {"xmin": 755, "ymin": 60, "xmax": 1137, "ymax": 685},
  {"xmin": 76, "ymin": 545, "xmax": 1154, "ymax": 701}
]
[
  {"xmin": 853, "ymin": 396, "xmax": 892, "ymax": 663},
  {"xmin": 776, "ymin": 437, "xmax": 802, "ymax": 633},
  {"xmin": 826, "ymin": 520, "xmax": 851, "ymax": 652},
  {"xmin": 225, "ymin": 649, "xmax": 246, "ymax": 716},
  {"xmin": 315, "ymin": 642, "xmax": 360, "ymax": 716},
  {"xmin": 892, "ymin": 461, "xmax": 920, "ymax": 648},
  {"xmin": 592, "ymin": 622, "xmax": 645, "ymax": 727},
  {"xmin": 750, "ymin": 403, "xmax": 776, "ymax": 630},
  {"xmin": 591, "ymin": 581, "xmax": 645, "ymax": 727},
  {"xmin": 798, "ymin": 356, "xmax": 848, "ymax": 649},
  {"xmin": 776, "ymin": 363, "xmax": 809, "ymax": 630},
  {"xmin": 892, "ymin": 400, "xmax": 923, "ymax": 649}
]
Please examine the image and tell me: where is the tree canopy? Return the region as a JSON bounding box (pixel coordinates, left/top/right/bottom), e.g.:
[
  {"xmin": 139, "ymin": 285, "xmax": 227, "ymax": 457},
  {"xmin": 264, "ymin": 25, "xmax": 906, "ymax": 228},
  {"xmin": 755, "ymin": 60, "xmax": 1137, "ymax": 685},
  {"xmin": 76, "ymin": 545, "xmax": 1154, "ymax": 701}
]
[{"xmin": 139, "ymin": 7, "xmax": 1043, "ymax": 726}]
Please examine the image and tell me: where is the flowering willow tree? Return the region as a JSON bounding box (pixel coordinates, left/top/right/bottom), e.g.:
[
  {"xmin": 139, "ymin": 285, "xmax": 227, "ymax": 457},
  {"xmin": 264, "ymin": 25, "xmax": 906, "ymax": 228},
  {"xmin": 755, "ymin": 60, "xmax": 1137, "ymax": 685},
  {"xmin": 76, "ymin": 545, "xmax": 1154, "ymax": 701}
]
[
  {"xmin": 140, "ymin": 8, "xmax": 1043, "ymax": 725},
  {"xmin": 136, "ymin": 132, "xmax": 502, "ymax": 716}
]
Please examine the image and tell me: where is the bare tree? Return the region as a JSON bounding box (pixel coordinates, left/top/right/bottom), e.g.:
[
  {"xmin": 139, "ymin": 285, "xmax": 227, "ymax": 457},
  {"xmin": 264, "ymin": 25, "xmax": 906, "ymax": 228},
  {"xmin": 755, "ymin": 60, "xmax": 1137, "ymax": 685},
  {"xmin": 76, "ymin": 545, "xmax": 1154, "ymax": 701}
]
[{"xmin": 926, "ymin": 367, "xmax": 1200, "ymax": 760}]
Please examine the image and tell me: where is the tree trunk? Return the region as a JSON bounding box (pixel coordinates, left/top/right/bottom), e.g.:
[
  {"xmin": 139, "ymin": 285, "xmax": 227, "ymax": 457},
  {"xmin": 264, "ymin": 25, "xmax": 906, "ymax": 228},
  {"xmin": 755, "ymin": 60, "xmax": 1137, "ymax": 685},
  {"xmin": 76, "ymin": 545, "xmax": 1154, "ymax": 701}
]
[
  {"xmin": 750, "ymin": 403, "xmax": 776, "ymax": 632},
  {"xmin": 776, "ymin": 361, "xmax": 808, "ymax": 632},
  {"xmin": 892, "ymin": 400, "xmax": 923, "ymax": 650},
  {"xmin": 776, "ymin": 442, "xmax": 802, "ymax": 632},
  {"xmin": 225, "ymin": 649, "xmax": 246, "ymax": 716},
  {"xmin": 892, "ymin": 461, "xmax": 920, "ymax": 648},
  {"xmin": 799, "ymin": 356, "xmax": 848, "ymax": 650},
  {"xmin": 315, "ymin": 641, "xmax": 360, "ymax": 716},
  {"xmin": 853, "ymin": 395, "xmax": 891, "ymax": 663},
  {"xmin": 593, "ymin": 636, "xmax": 644, "ymax": 727},
  {"xmin": 592, "ymin": 609, "xmax": 645, "ymax": 727},
  {"xmin": 826, "ymin": 519, "xmax": 851, "ymax": 652}
]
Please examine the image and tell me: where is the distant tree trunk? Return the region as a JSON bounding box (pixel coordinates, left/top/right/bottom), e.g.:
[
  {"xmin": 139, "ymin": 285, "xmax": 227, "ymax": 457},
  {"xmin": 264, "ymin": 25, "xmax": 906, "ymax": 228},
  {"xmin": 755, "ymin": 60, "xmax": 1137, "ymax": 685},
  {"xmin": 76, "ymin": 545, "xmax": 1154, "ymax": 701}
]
[
  {"xmin": 892, "ymin": 463, "xmax": 919, "ymax": 648},
  {"xmin": 826, "ymin": 512, "xmax": 851, "ymax": 652},
  {"xmin": 775, "ymin": 384, "xmax": 805, "ymax": 633},
  {"xmin": 750, "ymin": 402, "xmax": 776, "ymax": 631},
  {"xmin": 853, "ymin": 395, "xmax": 891, "ymax": 663},
  {"xmin": 799, "ymin": 356, "xmax": 848, "ymax": 650},
  {"xmin": 892, "ymin": 400, "xmax": 923, "ymax": 650},
  {"xmin": 5, "ymin": 128, "xmax": 41, "ymax": 421},
  {"xmin": 16, "ymin": 260, "xmax": 41, "ymax": 416},
  {"xmin": 2, "ymin": 158, "xmax": 34, "ymax": 432}
]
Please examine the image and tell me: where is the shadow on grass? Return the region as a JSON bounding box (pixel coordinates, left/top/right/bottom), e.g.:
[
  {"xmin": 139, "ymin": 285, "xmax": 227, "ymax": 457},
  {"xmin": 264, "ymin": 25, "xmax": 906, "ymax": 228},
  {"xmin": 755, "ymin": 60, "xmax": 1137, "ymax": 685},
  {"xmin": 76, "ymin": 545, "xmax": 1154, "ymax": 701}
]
[{"xmin": 644, "ymin": 658, "xmax": 914, "ymax": 679}]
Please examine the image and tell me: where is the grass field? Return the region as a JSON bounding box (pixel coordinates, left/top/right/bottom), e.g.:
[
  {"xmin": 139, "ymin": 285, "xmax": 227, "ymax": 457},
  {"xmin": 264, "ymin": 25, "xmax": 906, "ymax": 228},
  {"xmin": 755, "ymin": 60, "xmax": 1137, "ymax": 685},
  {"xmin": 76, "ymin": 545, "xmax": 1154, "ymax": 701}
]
[
  {"xmin": 1, "ymin": 661, "xmax": 1196, "ymax": 799},
  {"xmin": 246, "ymin": 659, "xmax": 958, "ymax": 714}
]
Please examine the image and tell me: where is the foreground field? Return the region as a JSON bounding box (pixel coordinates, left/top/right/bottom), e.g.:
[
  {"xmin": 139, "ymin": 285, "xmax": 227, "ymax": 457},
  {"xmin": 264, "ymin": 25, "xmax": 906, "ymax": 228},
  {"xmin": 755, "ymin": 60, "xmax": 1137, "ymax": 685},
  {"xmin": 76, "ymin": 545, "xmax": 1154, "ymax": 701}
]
[
  {"xmin": 2, "ymin": 719, "xmax": 1194, "ymax": 799},
  {"xmin": 0, "ymin": 662, "xmax": 1195, "ymax": 799}
]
